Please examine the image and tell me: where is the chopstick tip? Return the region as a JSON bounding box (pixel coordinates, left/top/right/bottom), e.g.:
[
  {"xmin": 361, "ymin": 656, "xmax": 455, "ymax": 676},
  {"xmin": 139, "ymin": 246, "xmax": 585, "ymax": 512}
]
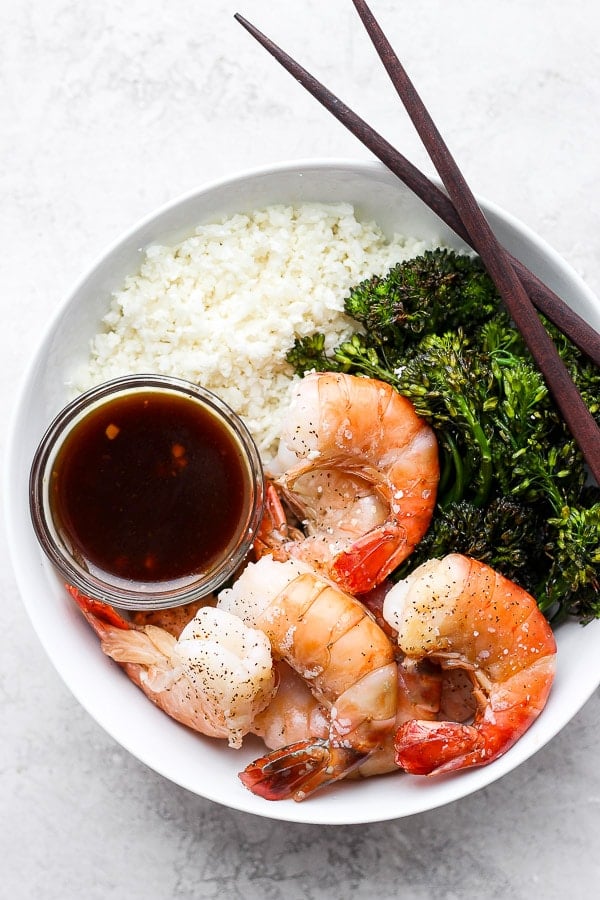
[{"xmin": 233, "ymin": 12, "xmax": 262, "ymax": 39}]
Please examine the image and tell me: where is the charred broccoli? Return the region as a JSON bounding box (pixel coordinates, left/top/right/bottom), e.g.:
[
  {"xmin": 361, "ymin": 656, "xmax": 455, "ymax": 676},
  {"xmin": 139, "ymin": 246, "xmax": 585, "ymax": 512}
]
[
  {"xmin": 286, "ymin": 248, "xmax": 600, "ymax": 623},
  {"xmin": 344, "ymin": 247, "xmax": 498, "ymax": 360}
]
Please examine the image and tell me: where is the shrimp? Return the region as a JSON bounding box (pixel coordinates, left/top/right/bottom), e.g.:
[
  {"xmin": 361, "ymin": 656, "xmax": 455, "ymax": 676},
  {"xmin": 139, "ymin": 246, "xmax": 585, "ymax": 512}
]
[
  {"xmin": 217, "ymin": 556, "xmax": 398, "ymax": 800},
  {"xmin": 258, "ymin": 371, "xmax": 439, "ymax": 595},
  {"xmin": 382, "ymin": 554, "xmax": 557, "ymax": 775},
  {"xmin": 67, "ymin": 587, "xmax": 276, "ymax": 749}
]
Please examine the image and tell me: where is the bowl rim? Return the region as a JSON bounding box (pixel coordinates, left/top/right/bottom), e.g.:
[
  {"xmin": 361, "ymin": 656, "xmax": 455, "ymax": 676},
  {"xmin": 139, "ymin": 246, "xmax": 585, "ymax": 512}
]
[{"xmin": 5, "ymin": 156, "xmax": 600, "ymax": 825}]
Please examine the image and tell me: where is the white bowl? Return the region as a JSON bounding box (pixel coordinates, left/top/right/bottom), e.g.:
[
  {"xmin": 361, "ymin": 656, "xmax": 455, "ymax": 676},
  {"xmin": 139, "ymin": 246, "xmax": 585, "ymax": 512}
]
[{"xmin": 5, "ymin": 159, "xmax": 600, "ymax": 825}]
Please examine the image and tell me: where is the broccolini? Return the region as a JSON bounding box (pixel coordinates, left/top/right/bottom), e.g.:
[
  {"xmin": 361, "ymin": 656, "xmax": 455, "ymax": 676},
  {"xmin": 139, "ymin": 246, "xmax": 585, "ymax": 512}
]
[{"xmin": 287, "ymin": 248, "xmax": 600, "ymax": 623}]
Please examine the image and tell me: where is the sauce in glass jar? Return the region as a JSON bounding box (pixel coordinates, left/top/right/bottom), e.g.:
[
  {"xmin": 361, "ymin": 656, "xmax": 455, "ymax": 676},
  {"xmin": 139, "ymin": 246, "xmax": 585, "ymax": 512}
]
[
  {"xmin": 51, "ymin": 390, "xmax": 249, "ymax": 583},
  {"xmin": 30, "ymin": 376, "xmax": 264, "ymax": 609}
]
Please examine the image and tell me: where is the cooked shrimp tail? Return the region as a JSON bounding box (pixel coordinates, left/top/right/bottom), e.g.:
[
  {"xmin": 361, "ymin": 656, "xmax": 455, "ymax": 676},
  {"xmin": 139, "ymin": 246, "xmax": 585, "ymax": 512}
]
[
  {"xmin": 331, "ymin": 524, "xmax": 409, "ymax": 598},
  {"xmin": 383, "ymin": 554, "xmax": 557, "ymax": 776},
  {"xmin": 253, "ymin": 481, "xmax": 303, "ymax": 563},
  {"xmin": 239, "ymin": 739, "xmax": 366, "ymax": 801},
  {"xmin": 67, "ymin": 585, "xmax": 131, "ymax": 633},
  {"xmin": 394, "ymin": 720, "xmax": 485, "ymax": 775}
]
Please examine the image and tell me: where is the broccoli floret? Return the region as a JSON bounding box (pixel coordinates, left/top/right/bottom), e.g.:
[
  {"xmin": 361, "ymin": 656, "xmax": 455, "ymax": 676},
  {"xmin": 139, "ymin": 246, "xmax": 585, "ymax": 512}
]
[
  {"xmin": 345, "ymin": 248, "xmax": 498, "ymax": 357},
  {"xmin": 285, "ymin": 333, "xmax": 340, "ymax": 375},
  {"xmin": 395, "ymin": 497, "xmax": 550, "ymax": 597},
  {"xmin": 543, "ymin": 504, "xmax": 600, "ymax": 622}
]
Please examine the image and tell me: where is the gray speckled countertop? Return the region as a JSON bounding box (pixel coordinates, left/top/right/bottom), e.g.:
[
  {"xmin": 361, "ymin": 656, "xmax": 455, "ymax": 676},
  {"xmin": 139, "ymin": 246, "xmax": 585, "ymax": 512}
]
[{"xmin": 2, "ymin": 1, "xmax": 600, "ymax": 897}]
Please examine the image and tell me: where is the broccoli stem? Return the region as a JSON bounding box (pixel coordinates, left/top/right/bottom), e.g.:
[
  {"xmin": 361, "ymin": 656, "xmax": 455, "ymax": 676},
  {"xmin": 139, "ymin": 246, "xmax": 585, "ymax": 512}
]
[
  {"xmin": 439, "ymin": 432, "xmax": 466, "ymax": 507},
  {"xmin": 455, "ymin": 396, "xmax": 493, "ymax": 506}
]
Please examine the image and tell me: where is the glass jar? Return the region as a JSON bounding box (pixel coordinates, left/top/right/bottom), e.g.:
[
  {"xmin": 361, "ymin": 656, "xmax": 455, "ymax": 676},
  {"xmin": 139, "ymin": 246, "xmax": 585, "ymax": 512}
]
[{"xmin": 29, "ymin": 375, "xmax": 265, "ymax": 610}]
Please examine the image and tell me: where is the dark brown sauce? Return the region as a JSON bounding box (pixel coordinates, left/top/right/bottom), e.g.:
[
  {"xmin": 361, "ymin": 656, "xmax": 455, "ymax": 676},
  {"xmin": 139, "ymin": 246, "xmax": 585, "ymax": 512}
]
[{"xmin": 50, "ymin": 391, "xmax": 249, "ymax": 584}]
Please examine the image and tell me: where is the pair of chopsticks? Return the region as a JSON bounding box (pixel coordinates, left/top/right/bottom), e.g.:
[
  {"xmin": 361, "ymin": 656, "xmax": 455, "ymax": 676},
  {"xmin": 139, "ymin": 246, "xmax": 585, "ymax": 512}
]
[{"xmin": 234, "ymin": 1, "xmax": 600, "ymax": 484}]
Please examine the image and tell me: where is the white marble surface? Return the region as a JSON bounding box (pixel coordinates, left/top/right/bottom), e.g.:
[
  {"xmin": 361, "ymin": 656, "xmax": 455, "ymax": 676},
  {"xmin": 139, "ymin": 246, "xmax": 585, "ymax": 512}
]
[{"xmin": 2, "ymin": 0, "xmax": 600, "ymax": 896}]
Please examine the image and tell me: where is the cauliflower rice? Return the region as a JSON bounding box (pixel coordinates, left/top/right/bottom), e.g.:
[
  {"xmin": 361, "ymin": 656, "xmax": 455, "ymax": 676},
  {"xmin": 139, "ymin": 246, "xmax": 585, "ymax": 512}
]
[{"xmin": 74, "ymin": 203, "xmax": 432, "ymax": 460}]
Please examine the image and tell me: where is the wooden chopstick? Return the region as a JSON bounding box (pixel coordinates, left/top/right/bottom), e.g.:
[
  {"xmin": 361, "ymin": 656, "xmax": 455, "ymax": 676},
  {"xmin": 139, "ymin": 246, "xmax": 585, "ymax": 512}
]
[
  {"xmin": 234, "ymin": 11, "xmax": 600, "ymax": 483},
  {"xmin": 234, "ymin": 11, "xmax": 600, "ymax": 371},
  {"xmin": 349, "ymin": 0, "xmax": 600, "ymax": 482}
]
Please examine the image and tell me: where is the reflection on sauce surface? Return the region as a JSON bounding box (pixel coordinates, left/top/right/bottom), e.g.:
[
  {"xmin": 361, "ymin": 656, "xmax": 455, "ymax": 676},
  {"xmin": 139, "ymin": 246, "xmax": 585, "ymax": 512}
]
[{"xmin": 50, "ymin": 391, "xmax": 249, "ymax": 583}]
